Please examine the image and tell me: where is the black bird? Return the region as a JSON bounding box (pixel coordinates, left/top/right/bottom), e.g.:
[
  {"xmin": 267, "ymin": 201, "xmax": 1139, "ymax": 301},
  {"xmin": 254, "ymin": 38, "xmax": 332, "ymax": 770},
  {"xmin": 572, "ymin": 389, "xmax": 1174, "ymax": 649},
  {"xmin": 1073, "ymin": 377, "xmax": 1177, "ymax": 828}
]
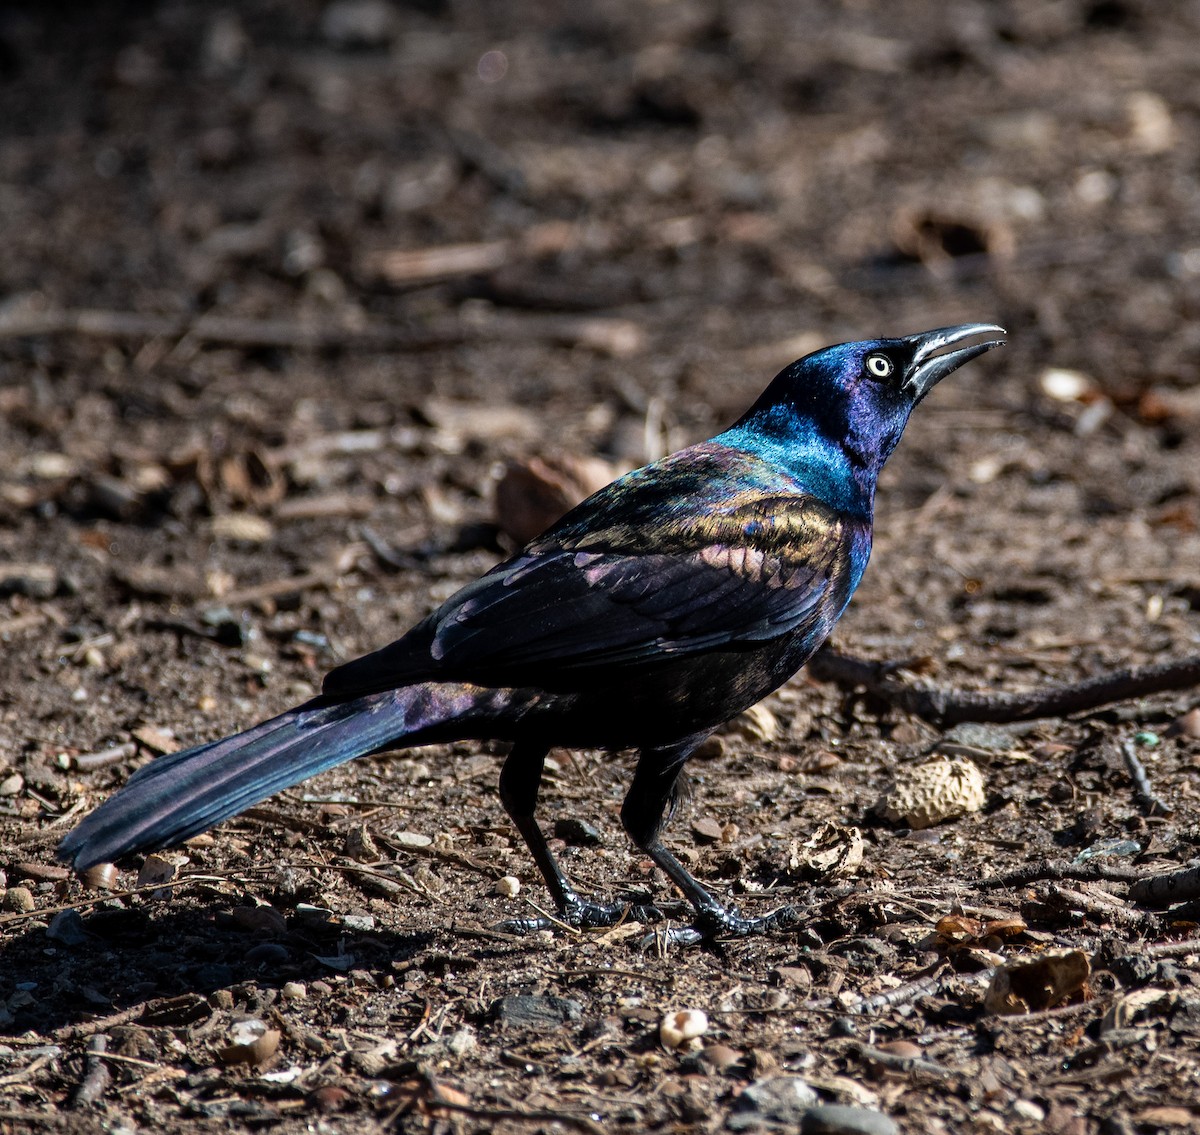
[{"xmin": 59, "ymin": 324, "xmax": 1004, "ymax": 939}]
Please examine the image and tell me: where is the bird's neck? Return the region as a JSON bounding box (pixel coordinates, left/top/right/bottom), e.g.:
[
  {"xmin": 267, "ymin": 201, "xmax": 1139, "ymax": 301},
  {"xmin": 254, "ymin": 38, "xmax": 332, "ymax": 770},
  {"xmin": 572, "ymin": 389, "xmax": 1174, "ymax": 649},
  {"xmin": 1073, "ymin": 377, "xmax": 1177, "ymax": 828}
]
[{"xmin": 715, "ymin": 407, "xmax": 879, "ymax": 518}]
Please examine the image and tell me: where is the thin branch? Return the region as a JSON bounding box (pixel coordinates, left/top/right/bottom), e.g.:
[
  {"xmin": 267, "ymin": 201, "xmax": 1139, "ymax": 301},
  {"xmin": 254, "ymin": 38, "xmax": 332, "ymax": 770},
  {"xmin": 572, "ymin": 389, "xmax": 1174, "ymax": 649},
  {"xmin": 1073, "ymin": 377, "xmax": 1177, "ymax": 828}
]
[
  {"xmin": 1120, "ymin": 739, "xmax": 1171, "ymax": 816},
  {"xmin": 1130, "ymin": 864, "xmax": 1200, "ymax": 908},
  {"xmin": 0, "ymin": 306, "xmax": 644, "ymax": 358},
  {"xmin": 807, "ymin": 646, "xmax": 1200, "ymax": 726}
]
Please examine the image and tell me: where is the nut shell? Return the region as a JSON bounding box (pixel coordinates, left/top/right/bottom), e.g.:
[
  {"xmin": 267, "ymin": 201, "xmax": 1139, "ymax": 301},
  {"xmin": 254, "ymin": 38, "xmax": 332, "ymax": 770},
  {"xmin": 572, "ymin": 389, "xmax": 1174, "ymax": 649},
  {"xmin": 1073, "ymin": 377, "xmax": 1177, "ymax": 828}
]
[{"xmin": 876, "ymin": 758, "xmax": 985, "ymax": 830}]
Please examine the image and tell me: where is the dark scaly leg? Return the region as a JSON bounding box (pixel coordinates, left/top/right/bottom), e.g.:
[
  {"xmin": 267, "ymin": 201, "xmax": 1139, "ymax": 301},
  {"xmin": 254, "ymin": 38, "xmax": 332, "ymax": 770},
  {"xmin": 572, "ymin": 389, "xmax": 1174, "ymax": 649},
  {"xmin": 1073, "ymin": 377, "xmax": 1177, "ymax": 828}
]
[
  {"xmin": 495, "ymin": 739, "xmax": 661, "ymax": 932},
  {"xmin": 622, "ymin": 734, "xmax": 797, "ymax": 944}
]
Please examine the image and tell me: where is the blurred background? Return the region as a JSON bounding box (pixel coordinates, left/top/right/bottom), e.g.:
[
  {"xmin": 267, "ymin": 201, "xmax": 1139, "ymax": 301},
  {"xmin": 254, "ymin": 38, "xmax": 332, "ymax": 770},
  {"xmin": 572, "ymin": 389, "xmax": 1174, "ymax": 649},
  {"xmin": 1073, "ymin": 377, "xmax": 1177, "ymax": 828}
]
[{"xmin": 1, "ymin": 0, "xmax": 1197, "ymax": 688}]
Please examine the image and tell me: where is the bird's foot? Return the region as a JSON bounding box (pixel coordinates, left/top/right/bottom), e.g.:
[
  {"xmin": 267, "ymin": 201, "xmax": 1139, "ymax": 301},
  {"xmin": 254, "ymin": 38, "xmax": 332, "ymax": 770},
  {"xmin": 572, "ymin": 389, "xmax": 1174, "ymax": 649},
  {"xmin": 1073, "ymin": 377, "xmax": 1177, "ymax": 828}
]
[
  {"xmin": 640, "ymin": 903, "xmax": 799, "ymax": 949},
  {"xmin": 494, "ymin": 896, "xmax": 665, "ymax": 936}
]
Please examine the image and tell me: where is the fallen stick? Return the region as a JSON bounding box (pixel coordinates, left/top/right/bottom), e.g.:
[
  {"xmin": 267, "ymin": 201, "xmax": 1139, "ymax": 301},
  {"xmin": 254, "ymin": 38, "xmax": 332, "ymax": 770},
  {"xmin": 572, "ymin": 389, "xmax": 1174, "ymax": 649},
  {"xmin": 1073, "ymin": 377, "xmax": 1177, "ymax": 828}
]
[
  {"xmin": 0, "ymin": 306, "xmax": 645, "ymax": 357},
  {"xmin": 807, "ymin": 646, "xmax": 1200, "ymax": 726}
]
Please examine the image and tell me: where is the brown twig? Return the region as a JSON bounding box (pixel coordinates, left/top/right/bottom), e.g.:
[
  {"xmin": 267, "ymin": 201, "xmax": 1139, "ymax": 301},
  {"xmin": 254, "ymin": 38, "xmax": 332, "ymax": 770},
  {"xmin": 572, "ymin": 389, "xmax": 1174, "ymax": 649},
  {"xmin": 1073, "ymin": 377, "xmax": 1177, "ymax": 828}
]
[
  {"xmin": 1144, "ymin": 937, "xmax": 1200, "ymax": 958},
  {"xmin": 849, "ymin": 1040, "xmax": 954, "ymax": 1078},
  {"xmin": 850, "ymin": 965, "xmax": 949, "ymax": 1016},
  {"xmin": 807, "ymin": 646, "xmax": 1200, "ymax": 726},
  {"xmin": 1042, "ymin": 883, "xmax": 1161, "ymax": 931},
  {"xmin": 54, "ymin": 1004, "xmax": 149, "ymax": 1043},
  {"xmin": 0, "ymin": 305, "xmax": 645, "ymax": 358},
  {"xmin": 72, "ymin": 1035, "xmax": 111, "ymax": 1108},
  {"xmin": 1120, "ymin": 738, "xmax": 1172, "ymax": 816},
  {"xmin": 1129, "ymin": 864, "xmax": 1200, "ymax": 909},
  {"xmin": 71, "ymin": 742, "xmax": 138, "ymax": 772},
  {"xmin": 976, "ymin": 862, "xmax": 1147, "ymax": 890}
]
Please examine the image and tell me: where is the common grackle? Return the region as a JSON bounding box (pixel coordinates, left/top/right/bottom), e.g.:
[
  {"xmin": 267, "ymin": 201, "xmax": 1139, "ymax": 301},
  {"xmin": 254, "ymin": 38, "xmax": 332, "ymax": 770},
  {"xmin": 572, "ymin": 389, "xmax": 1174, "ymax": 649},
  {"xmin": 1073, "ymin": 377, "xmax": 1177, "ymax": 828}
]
[{"xmin": 60, "ymin": 324, "xmax": 1004, "ymax": 941}]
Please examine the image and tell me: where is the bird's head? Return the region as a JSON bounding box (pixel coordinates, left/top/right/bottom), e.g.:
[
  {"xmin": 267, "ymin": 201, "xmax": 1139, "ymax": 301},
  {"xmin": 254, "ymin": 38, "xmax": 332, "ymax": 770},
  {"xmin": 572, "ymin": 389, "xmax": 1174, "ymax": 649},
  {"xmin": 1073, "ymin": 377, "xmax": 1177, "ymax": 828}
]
[{"xmin": 726, "ymin": 323, "xmax": 1005, "ymax": 510}]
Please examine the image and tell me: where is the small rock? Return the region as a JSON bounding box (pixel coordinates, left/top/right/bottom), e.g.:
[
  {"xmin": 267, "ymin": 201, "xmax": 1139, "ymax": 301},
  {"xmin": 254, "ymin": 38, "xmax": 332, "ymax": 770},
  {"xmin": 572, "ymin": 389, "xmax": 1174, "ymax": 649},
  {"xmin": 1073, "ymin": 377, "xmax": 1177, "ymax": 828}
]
[
  {"xmin": 244, "ymin": 942, "xmax": 290, "ymax": 965},
  {"xmin": 692, "ymin": 817, "xmax": 724, "ymax": 843},
  {"xmin": 693, "ymin": 735, "xmax": 726, "ymax": 760},
  {"xmin": 445, "ymin": 1026, "xmax": 477, "ymax": 1057},
  {"xmin": 46, "ymin": 909, "xmax": 89, "ymax": 946},
  {"xmin": 939, "ymin": 722, "xmax": 1028, "ymax": 753},
  {"xmin": 727, "ymin": 1077, "xmax": 818, "ymax": 1131},
  {"xmin": 492, "ymin": 994, "xmax": 582, "ymax": 1030},
  {"xmin": 1012, "ymin": 1100, "xmax": 1046, "ymax": 1123},
  {"xmin": 211, "ymin": 512, "xmax": 274, "ymax": 543},
  {"xmin": 320, "ymin": 0, "xmax": 395, "ymax": 47},
  {"xmin": 231, "ymin": 904, "xmax": 288, "ymax": 936},
  {"xmin": 553, "ymin": 817, "xmax": 603, "ymax": 846},
  {"xmin": 393, "ymin": 830, "xmax": 433, "ymax": 849},
  {"xmin": 281, "ymin": 982, "xmax": 307, "ymax": 1001},
  {"xmin": 495, "ymin": 875, "xmax": 521, "ymax": 898},
  {"xmin": 309, "ymin": 1085, "xmax": 351, "ymax": 1112},
  {"xmin": 342, "ymin": 913, "xmax": 376, "ymax": 933},
  {"xmin": 0, "ymin": 772, "xmax": 24, "ymax": 796},
  {"xmin": 701, "ymin": 1043, "xmax": 743, "ymax": 1072},
  {"xmin": 800, "ymin": 1104, "xmax": 898, "ymax": 1135},
  {"xmin": 660, "ymin": 1008, "xmax": 708, "ymax": 1050},
  {"xmin": 1040, "ymin": 368, "xmax": 1093, "ymax": 402},
  {"xmin": 3, "ymin": 886, "xmax": 35, "ymax": 913},
  {"xmin": 1168, "ymin": 708, "xmax": 1200, "ymax": 739}
]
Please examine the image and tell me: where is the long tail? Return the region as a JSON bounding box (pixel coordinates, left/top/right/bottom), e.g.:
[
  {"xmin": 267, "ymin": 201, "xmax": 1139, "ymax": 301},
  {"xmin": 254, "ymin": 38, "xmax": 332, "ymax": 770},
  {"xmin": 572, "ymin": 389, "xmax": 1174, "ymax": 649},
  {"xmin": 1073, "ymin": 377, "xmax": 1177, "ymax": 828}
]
[{"xmin": 58, "ymin": 685, "xmax": 465, "ymax": 871}]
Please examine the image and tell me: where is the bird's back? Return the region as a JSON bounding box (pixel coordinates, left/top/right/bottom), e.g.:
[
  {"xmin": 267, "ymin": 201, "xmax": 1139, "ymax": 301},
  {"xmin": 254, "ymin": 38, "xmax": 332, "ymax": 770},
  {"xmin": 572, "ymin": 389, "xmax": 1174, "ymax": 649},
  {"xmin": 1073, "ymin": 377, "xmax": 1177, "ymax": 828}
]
[{"xmin": 322, "ymin": 441, "xmax": 870, "ymax": 745}]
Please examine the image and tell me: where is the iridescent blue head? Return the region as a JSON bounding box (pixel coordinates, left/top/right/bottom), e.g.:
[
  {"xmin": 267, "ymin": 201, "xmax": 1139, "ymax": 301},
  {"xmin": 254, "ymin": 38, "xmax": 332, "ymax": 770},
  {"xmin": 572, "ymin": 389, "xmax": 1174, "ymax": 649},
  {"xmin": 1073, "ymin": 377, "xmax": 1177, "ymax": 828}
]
[{"xmin": 718, "ymin": 323, "xmax": 1005, "ymax": 515}]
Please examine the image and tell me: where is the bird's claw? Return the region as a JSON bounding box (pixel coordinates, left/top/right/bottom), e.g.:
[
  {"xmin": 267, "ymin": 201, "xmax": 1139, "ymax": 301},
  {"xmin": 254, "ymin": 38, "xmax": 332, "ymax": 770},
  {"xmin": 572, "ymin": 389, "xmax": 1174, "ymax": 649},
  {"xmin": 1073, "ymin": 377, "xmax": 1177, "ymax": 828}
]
[
  {"xmin": 639, "ymin": 903, "xmax": 799, "ymax": 949},
  {"xmin": 493, "ymin": 897, "xmax": 665, "ymax": 936}
]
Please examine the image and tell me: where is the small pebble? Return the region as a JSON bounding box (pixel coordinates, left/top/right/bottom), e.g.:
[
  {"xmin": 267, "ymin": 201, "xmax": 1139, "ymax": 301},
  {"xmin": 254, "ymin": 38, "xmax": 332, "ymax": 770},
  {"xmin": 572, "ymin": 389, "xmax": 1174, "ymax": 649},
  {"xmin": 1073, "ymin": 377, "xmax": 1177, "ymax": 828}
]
[
  {"xmin": 46, "ymin": 910, "xmax": 88, "ymax": 946},
  {"xmin": 3, "ymin": 886, "xmax": 36, "ymax": 913},
  {"xmin": 660, "ymin": 1008, "xmax": 708, "ymax": 1050},
  {"xmin": 1012, "ymin": 1100, "xmax": 1046, "ymax": 1123},
  {"xmin": 0, "ymin": 772, "xmax": 24, "ymax": 796},
  {"xmin": 281, "ymin": 982, "xmax": 307, "ymax": 1001},
  {"xmin": 1134, "ymin": 731, "xmax": 1160, "ymax": 747},
  {"xmin": 1039, "ymin": 367, "xmax": 1092, "ymax": 402},
  {"xmin": 553, "ymin": 817, "xmax": 603, "ymax": 846},
  {"xmin": 799, "ymin": 1104, "xmax": 899, "ymax": 1135},
  {"xmin": 309, "ymin": 1085, "xmax": 351, "ymax": 1112},
  {"xmin": 700, "ymin": 1043, "xmax": 742, "ymax": 1072},
  {"xmin": 393, "ymin": 830, "xmax": 433, "ymax": 849},
  {"xmin": 728, "ymin": 1078, "xmax": 818, "ymax": 1131},
  {"xmin": 493, "ymin": 994, "xmax": 582, "ymax": 1030},
  {"xmin": 495, "ymin": 875, "xmax": 521, "ymax": 898},
  {"xmin": 1171, "ymin": 707, "xmax": 1200, "ymax": 739}
]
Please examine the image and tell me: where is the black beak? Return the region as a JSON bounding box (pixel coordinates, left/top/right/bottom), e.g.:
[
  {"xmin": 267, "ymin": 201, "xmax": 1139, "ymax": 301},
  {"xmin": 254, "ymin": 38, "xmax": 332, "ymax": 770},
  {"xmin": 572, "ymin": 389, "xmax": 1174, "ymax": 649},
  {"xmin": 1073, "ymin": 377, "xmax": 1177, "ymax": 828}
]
[{"xmin": 902, "ymin": 323, "xmax": 1006, "ymax": 400}]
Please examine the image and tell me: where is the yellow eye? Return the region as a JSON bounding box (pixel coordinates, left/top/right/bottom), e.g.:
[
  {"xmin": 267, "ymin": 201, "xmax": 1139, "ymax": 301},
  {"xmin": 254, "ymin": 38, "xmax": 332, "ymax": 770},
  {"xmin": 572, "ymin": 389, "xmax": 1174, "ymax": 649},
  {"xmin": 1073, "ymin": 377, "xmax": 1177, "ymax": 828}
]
[{"xmin": 865, "ymin": 353, "xmax": 894, "ymax": 379}]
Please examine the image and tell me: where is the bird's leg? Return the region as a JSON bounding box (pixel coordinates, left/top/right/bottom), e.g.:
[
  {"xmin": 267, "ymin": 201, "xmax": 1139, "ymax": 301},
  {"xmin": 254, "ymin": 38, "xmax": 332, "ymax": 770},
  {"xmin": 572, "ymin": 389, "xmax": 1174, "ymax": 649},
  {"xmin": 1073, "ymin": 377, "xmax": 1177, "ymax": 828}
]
[
  {"xmin": 495, "ymin": 740, "xmax": 662, "ymax": 933},
  {"xmin": 622, "ymin": 736, "xmax": 797, "ymax": 945}
]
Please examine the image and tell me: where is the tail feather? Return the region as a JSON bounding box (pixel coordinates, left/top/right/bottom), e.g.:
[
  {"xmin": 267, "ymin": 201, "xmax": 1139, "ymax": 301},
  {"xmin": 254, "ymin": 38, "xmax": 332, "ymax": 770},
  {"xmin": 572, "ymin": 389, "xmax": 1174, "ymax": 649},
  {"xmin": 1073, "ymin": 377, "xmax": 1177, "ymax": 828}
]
[{"xmin": 58, "ymin": 690, "xmax": 420, "ymax": 871}]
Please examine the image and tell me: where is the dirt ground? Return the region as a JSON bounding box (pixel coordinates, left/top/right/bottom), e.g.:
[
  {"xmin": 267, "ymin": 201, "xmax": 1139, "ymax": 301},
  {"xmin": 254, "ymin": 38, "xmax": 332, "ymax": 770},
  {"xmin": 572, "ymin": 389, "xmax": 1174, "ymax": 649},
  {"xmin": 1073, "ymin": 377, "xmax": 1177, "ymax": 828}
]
[{"xmin": 2, "ymin": 2, "xmax": 1200, "ymax": 1132}]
